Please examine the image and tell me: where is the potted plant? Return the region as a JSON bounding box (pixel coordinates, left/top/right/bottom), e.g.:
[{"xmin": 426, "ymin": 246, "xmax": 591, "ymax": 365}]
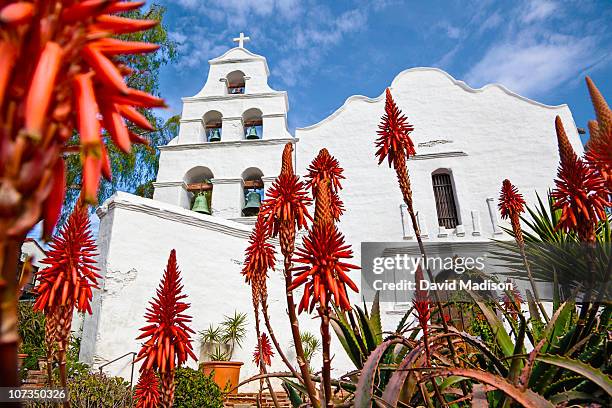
[{"xmin": 199, "ymin": 312, "xmax": 247, "ymax": 394}]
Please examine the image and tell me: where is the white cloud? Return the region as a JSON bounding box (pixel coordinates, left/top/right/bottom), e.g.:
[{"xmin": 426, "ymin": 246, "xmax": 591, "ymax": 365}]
[
  {"xmin": 521, "ymin": 0, "xmax": 557, "ymax": 23},
  {"xmin": 465, "ymin": 34, "xmax": 598, "ymax": 96}
]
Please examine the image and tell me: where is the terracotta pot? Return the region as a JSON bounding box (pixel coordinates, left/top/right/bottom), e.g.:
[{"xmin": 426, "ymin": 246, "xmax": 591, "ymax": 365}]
[{"xmin": 200, "ymin": 361, "xmax": 243, "ymax": 394}]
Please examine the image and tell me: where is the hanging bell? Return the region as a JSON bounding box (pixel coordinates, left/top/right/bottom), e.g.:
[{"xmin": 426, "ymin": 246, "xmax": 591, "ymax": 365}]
[
  {"xmin": 242, "ymin": 190, "xmax": 261, "ymax": 216},
  {"xmin": 191, "ymin": 192, "xmax": 211, "ymax": 215},
  {"xmin": 208, "ymin": 128, "xmax": 221, "ymax": 142},
  {"xmin": 246, "ymin": 126, "xmax": 259, "ymax": 140}
]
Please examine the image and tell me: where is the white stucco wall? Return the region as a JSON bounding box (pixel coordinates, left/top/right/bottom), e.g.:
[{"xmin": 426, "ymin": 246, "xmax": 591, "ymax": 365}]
[
  {"xmin": 80, "ymin": 193, "xmax": 354, "ymax": 390},
  {"xmin": 296, "ymin": 67, "xmax": 582, "ymax": 251},
  {"xmin": 86, "ymin": 47, "xmax": 585, "ymax": 391}
]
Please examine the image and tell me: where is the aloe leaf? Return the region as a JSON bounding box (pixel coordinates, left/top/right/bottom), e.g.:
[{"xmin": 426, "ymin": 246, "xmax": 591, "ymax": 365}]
[
  {"xmin": 354, "ymin": 305, "xmax": 377, "ymax": 352},
  {"xmin": 369, "ymin": 291, "xmax": 383, "ymax": 343},
  {"xmin": 354, "ymin": 337, "xmax": 406, "ymax": 408},
  {"xmin": 427, "ymin": 368, "xmax": 554, "ymax": 408},
  {"xmin": 549, "ymin": 390, "xmax": 606, "ymax": 405},
  {"xmin": 466, "ymin": 290, "xmax": 514, "ymax": 357},
  {"xmin": 535, "ymin": 354, "xmax": 612, "ymax": 397},
  {"xmin": 381, "ymin": 330, "xmax": 509, "ymax": 405},
  {"xmin": 330, "ymin": 316, "xmax": 363, "ymax": 369},
  {"xmin": 282, "ymin": 379, "xmax": 304, "ymax": 408}
]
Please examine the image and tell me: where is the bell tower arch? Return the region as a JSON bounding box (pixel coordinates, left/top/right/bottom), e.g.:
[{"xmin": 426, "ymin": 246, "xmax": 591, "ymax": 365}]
[{"xmin": 153, "ymin": 34, "xmax": 295, "ymax": 222}]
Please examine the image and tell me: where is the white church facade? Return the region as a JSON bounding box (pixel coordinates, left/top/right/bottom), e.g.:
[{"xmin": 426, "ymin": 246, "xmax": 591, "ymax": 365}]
[{"xmin": 79, "ymin": 35, "xmax": 583, "ymax": 388}]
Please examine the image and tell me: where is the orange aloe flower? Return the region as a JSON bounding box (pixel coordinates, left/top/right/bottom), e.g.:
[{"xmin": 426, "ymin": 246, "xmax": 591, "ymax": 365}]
[
  {"xmin": 552, "ymin": 116, "xmax": 610, "ymax": 241},
  {"xmin": 253, "ymin": 332, "xmax": 274, "ymax": 367},
  {"xmin": 242, "ymin": 214, "xmax": 276, "ymax": 307},
  {"xmin": 135, "ymin": 250, "xmax": 196, "ymax": 408},
  {"xmin": 259, "ymin": 143, "xmax": 312, "ymax": 240},
  {"xmin": 291, "ymin": 179, "xmax": 359, "ymax": 312},
  {"xmin": 584, "ymin": 77, "xmax": 612, "ymax": 186},
  {"xmin": 498, "ymin": 179, "xmax": 527, "ymax": 244},
  {"xmin": 33, "ymin": 204, "xmax": 100, "ymax": 315},
  {"xmin": 305, "ymin": 148, "xmax": 345, "ymax": 221},
  {"xmin": 0, "ymin": 0, "xmax": 163, "ymax": 238},
  {"xmin": 134, "ymin": 369, "xmax": 160, "ymax": 408}
]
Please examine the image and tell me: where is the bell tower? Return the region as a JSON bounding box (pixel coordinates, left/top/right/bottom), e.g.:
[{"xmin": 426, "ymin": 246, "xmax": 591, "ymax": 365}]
[{"xmin": 153, "ymin": 34, "xmax": 294, "ymax": 222}]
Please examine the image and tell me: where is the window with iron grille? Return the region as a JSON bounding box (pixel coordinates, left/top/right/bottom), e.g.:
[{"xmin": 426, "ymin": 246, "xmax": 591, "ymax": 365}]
[{"xmin": 432, "ymin": 173, "xmax": 459, "ymax": 229}]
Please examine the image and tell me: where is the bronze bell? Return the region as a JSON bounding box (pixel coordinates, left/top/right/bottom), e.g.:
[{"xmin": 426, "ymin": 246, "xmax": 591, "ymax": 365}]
[
  {"xmin": 191, "ymin": 192, "xmax": 211, "ymax": 215},
  {"xmin": 246, "ymin": 126, "xmax": 259, "ymax": 140},
  {"xmin": 208, "ymin": 128, "xmax": 221, "ymax": 142},
  {"xmin": 242, "ymin": 190, "xmax": 261, "ymax": 216}
]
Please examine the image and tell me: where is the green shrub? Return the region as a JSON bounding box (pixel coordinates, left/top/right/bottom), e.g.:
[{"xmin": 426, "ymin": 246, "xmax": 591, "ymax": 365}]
[
  {"xmin": 25, "ymin": 372, "xmax": 132, "ymax": 408},
  {"xmin": 18, "ymin": 300, "xmax": 46, "ymax": 372},
  {"xmin": 173, "ymin": 367, "xmax": 223, "ymax": 408}
]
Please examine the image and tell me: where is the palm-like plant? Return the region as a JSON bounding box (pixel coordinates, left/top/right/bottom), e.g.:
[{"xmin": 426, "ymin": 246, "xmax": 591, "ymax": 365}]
[{"xmin": 135, "ymin": 249, "xmax": 196, "ymax": 408}]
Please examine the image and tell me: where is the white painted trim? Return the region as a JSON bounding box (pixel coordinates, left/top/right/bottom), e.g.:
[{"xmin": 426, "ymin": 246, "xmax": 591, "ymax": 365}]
[
  {"xmin": 182, "ymin": 91, "xmax": 286, "ymax": 103},
  {"xmin": 409, "ymin": 151, "xmax": 468, "ymax": 161},
  {"xmin": 159, "ymin": 137, "xmax": 297, "ymax": 151},
  {"xmin": 297, "ymin": 67, "xmax": 571, "ymax": 132},
  {"xmin": 152, "ymin": 181, "xmax": 187, "ymax": 188},
  {"xmin": 208, "ymin": 47, "xmax": 270, "ymax": 76},
  {"xmin": 96, "ymin": 192, "xmax": 258, "ymax": 240}
]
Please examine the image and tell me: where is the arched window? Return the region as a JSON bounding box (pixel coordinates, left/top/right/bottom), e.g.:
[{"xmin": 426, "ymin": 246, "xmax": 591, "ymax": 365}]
[
  {"xmin": 184, "ymin": 166, "xmax": 214, "ymax": 214},
  {"xmin": 203, "ymin": 110, "xmax": 222, "ymax": 142},
  {"xmin": 242, "ymin": 108, "xmax": 263, "ymax": 140},
  {"xmin": 241, "ymin": 167, "xmax": 264, "ymax": 216},
  {"xmin": 432, "ymin": 170, "xmax": 459, "ymax": 229},
  {"xmin": 226, "ymin": 70, "xmax": 246, "ymax": 94}
]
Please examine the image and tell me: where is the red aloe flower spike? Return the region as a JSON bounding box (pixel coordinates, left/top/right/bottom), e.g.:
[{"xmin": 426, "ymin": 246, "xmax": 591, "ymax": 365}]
[
  {"xmin": 242, "ymin": 215, "xmax": 276, "ymax": 308},
  {"xmin": 555, "ymin": 116, "xmax": 578, "ymax": 166},
  {"xmin": 305, "ymin": 148, "xmax": 345, "ymax": 192},
  {"xmin": 498, "ymin": 179, "xmax": 526, "ymax": 244},
  {"xmin": 305, "ymin": 148, "xmax": 345, "ymax": 221},
  {"xmin": 0, "ymin": 0, "xmax": 164, "ymax": 389},
  {"xmin": 135, "ymin": 250, "xmax": 196, "ymax": 407},
  {"xmin": 499, "ymin": 179, "xmax": 551, "ymax": 323},
  {"xmin": 134, "ymin": 369, "xmax": 160, "ymax": 408},
  {"xmin": 33, "ymin": 203, "xmax": 100, "ymax": 386},
  {"xmin": 253, "ymin": 332, "xmax": 274, "ymax": 367},
  {"xmin": 412, "ymin": 265, "xmax": 431, "ymax": 364},
  {"xmin": 259, "ymin": 144, "xmax": 312, "ymax": 240},
  {"xmin": 375, "ymin": 88, "xmax": 416, "ymax": 167},
  {"xmin": 291, "ymin": 178, "xmax": 359, "ymax": 311},
  {"xmin": 586, "ymin": 76, "xmax": 612, "ymax": 136},
  {"xmin": 584, "ymin": 78, "xmax": 612, "ymax": 184},
  {"xmin": 586, "ymin": 120, "xmax": 600, "ymax": 149},
  {"xmin": 34, "ymin": 205, "xmax": 100, "ymax": 315},
  {"xmin": 552, "ymin": 118, "xmax": 610, "ymax": 242},
  {"xmin": 501, "ymin": 279, "xmax": 523, "ymax": 319}
]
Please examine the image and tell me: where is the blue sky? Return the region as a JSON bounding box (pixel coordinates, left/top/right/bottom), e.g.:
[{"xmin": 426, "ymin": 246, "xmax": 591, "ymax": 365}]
[{"xmin": 155, "ymin": 0, "xmax": 611, "ymax": 141}]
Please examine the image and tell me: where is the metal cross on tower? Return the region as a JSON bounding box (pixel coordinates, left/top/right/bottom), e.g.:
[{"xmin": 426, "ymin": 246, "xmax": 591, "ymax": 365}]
[{"xmin": 232, "ymin": 32, "xmax": 250, "ymax": 48}]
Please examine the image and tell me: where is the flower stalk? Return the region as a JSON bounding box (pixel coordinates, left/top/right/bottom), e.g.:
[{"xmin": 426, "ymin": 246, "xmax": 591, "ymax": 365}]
[
  {"xmin": 259, "ymin": 143, "xmax": 319, "ymax": 407},
  {"xmin": 498, "ymin": 179, "xmax": 549, "ymax": 322}
]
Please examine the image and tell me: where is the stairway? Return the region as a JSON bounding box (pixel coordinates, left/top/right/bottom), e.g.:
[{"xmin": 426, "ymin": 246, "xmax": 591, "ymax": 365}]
[{"xmin": 224, "ymin": 391, "xmax": 291, "ymax": 408}]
